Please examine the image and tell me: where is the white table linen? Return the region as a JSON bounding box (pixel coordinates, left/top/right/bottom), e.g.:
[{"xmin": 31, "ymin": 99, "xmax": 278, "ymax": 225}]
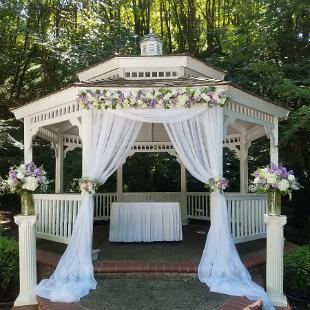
[{"xmin": 109, "ymin": 202, "xmax": 183, "ymax": 242}]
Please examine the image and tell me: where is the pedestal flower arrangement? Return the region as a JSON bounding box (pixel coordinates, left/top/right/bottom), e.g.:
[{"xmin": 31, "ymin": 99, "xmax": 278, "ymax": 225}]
[
  {"xmin": 249, "ymin": 165, "xmax": 300, "ymax": 215},
  {"xmin": 5, "ymin": 162, "xmax": 48, "ymax": 215}
]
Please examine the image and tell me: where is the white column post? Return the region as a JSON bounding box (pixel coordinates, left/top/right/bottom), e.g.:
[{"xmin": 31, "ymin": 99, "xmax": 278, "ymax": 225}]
[
  {"xmin": 239, "ymin": 129, "xmax": 250, "ymax": 193},
  {"xmin": 24, "ymin": 117, "xmax": 33, "ymax": 163},
  {"xmin": 14, "ymin": 215, "xmax": 37, "ymax": 306},
  {"xmin": 264, "ymin": 215, "xmax": 287, "ymax": 307},
  {"xmin": 55, "ymin": 132, "xmax": 64, "ymax": 193},
  {"xmin": 239, "ymin": 130, "xmax": 246, "ymax": 193},
  {"xmin": 180, "ymin": 162, "xmax": 188, "ymax": 225},
  {"xmin": 270, "ymin": 116, "xmax": 279, "ymax": 165},
  {"xmin": 117, "ymin": 166, "xmax": 123, "ymax": 201}
]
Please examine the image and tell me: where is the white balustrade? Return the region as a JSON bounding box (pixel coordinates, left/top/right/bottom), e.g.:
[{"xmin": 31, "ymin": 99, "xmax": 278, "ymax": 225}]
[
  {"xmin": 34, "ymin": 194, "xmax": 82, "ymax": 244},
  {"xmin": 34, "ymin": 192, "xmax": 267, "ymax": 244},
  {"xmin": 226, "ymin": 193, "xmax": 267, "ymax": 243},
  {"xmin": 186, "ymin": 192, "xmax": 210, "ymax": 220},
  {"xmin": 94, "ymin": 193, "xmax": 117, "ymax": 220}
]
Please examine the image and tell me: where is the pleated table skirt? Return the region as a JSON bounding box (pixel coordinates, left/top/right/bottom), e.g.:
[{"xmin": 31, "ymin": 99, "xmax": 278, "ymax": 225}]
[{"xmin": 109, "ymin": 202, "xmax": 183, "ymax": 242}]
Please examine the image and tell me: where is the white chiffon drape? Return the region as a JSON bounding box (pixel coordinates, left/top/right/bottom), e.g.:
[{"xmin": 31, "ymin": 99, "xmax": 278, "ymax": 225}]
[
  {"xmin": 35, "ymin": 107, "xmax": 273, "ymax": 309},
  {"xmin": 164, "ymin": 109, "xmax": 274, "ymax": 309},
  {"xmin": 35, "ymin": 110, "xmax": 142, "ymax": 302}
]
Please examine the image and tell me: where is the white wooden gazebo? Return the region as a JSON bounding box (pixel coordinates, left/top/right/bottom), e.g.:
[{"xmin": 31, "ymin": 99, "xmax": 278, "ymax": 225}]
[{"xmin": 12, "ymin": 33, "xmax": 289, "ymax": 307}]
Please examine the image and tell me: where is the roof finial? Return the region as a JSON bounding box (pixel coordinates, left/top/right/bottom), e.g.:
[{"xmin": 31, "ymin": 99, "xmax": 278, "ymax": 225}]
[{"xmin": 139, "ymin": 30, "xmax": 163, "ymax": 56}]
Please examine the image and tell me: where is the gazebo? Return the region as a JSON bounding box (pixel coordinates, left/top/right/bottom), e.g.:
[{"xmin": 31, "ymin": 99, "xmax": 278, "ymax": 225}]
[{"xmin": 12, "ymin": 32, "xmax": 289, "ymax": 308}]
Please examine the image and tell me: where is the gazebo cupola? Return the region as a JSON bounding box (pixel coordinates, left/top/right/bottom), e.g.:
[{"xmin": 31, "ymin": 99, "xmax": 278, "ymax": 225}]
[{"xmin": 140, "ymin": 29, "xmax": 163, "ymax": 56}]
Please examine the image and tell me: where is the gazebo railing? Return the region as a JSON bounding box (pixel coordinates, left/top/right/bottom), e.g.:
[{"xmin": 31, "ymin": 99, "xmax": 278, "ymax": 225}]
[
  {"xmin": 34, "ymin": 192, "xmax": 267, "ymax": 244},
  {"xmin": 34, "ymin": 194, "xmax": 82, "ymax": 243}
]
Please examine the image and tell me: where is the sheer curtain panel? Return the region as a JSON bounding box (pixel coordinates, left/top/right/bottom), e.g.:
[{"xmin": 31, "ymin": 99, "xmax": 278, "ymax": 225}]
[{"xmin": 35, "ymin": 110, "xmax": 142, "ymax": 302}]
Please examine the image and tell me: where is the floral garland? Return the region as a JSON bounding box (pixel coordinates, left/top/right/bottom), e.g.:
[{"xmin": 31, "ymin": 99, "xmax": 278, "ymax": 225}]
[{"xmin": 77, "ymin": 87, "xmax": 227, "ymax": 110}]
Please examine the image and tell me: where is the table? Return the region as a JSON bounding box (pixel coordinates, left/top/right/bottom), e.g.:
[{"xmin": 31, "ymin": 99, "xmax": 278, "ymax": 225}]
[{"xmin": 109, "ymin": 202, "xmax": 183, "ymax": 242}]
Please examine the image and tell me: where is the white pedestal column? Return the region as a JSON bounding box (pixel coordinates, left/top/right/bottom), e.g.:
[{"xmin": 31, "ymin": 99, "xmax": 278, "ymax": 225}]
[
  {"xmin": 264, "ymin": 214, "xmax": 287, "ymax": 307},
  {"xmin": 14, "ymin": 215, "xmax": 38, "ymax": 306},
  {"xmin": 180, "ymin": 163, "xmax": 188, "ymax": 225}
]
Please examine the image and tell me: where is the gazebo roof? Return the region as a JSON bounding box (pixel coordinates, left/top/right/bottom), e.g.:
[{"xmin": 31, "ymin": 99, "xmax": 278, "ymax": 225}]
[{"xmin": 11, "ymin": 51, "xmax": 289, "ymax": 149}]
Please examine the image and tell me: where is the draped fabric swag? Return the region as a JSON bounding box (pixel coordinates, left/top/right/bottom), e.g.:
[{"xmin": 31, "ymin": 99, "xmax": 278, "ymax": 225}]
[{"xmin": 35, "ymin": 107, "xmax": 274, "ymax": 309}]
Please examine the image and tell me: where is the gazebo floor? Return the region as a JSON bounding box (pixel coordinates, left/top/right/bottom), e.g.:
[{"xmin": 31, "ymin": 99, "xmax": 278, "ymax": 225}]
[{"xmin": 37, "ymin": 222, "xmax": 278, "ymax": 263}]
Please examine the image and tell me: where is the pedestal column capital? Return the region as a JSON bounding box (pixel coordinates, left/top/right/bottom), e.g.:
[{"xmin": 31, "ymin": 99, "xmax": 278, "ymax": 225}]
[
  {"xmin": 264, "ymin": 214, "xmax": 287, "ymax": 226},
  {"xmin": 14, "ymin": 215, "xmax": 37, "ymax": 226}
]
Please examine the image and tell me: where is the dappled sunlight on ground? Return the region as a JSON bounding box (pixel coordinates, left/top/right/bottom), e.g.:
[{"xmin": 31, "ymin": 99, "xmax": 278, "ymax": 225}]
[{"xmin": 0, "ymin": 209, "xmax": 18, "ymax": 238}]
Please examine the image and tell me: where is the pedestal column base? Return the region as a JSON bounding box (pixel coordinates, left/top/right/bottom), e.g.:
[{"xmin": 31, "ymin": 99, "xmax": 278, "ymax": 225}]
[{"xmin": 270, "ymin": 295, "xmax": 288, "ymax": 307}]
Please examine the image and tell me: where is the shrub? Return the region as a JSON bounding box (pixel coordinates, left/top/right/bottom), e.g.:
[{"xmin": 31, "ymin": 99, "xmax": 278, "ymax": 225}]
[
  {"xmin": 0, "ymin": 235, "xmax": 18, "ymax": 300},
  {"xmin": 284, "ymin": 245, "xmax": 310, "ymax": 298}
]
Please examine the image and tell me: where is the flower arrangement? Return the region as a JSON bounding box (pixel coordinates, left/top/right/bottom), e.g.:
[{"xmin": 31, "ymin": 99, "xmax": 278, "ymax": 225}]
[
  {"xmin": 205, "ymin": 176, "xmax": 229, "ymax": 193},
  {"xmin": 79, "ymin": 177, "xmax": 97, "ymax": 195},
  {"xmin": 6, "ymin": 162, "xmax": 48, "ymax": 194},
  {"xmin": 77, "ymin": 87, "xmax": 227, "ymax": 110},
  {"xmin": 249, "ymin": 164, "xmax": 300, "ymax": 199}
]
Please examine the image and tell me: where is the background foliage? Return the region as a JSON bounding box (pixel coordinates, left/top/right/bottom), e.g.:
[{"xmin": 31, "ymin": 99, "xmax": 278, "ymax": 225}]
[{"xmin": 0, "ymin": 0, "xmax": 309, "ymax": 241}]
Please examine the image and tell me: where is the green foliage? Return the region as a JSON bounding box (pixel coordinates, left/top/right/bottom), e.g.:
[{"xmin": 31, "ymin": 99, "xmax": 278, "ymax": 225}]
[
  {"xmin": 123, "ymin": 153, "xmax": 180, "ymax": 192},
  {"xmin": 0, "ymin": 235, "xmax": 18, "ymax": 299},
  {"xmin": 284, "ymin": 245, "xmax": 310, "ymax": 298}
]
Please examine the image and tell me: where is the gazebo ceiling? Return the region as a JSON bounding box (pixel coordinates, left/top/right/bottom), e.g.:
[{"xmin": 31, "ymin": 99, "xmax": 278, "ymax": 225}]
[{"xmin": 44, "ymin": 118, "xmax": 258, "ymax": 144}]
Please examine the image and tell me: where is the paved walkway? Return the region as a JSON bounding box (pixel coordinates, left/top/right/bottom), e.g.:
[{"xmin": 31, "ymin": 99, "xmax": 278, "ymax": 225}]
[{"xmin": 81, "ymin": 273, "xmax": 230, "ymax": 310}]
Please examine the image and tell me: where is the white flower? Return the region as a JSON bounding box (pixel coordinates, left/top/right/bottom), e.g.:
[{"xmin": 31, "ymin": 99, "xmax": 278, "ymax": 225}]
[
  {"xmin": 288, "ymin": 174, "xmax": 295, "ymax": 181},
  {"xmin": 201, "ymin": 93, "xmax": 209, "ymax": 101},
  {"xmin": 123, "ymin": 102, "xmax": 130, "ymax": 109},
  {"xmin": 176, "ymin": 94, "xmax": 188, "ymax": 107},
  {"xmin": 7, "ymin": 178, "xmax": 16, "ymax": 186},
  {"xmin": 154, "ymin": 90, "xmax": 161, "ymax": 98},
  {"xmin": 16, "ymin": 171, "xmax": 25, "ymax": 180},
  {"xmin": 278, "ymin": 179, "xmax": 290, "ymax": 192},
  {"xmin": 267, "ymin": 174, "xmax": 277, "ymax": 184},
  {"xmin": 253, "ymin": 177, "xmax": 260, "ymax": 184},
  {"xmin": 22, "ymin": 176, "xmax": 39, "ymax": 192}
]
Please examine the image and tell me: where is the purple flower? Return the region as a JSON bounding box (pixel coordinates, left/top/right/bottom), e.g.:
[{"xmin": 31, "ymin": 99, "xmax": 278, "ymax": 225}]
[
  {"xmin": 281, "ymin": 169, "xmax": 289, "ymax": 178},
  {"xmin": 117, "ymin": 91, "xmax": 125, "ymax": 103},
  {"xmin": 149, "ymin": 99, "xmax": 157, "ymax": 108},
  {"xmin": 26, "ymin": 162, "xmax": 35, "ymax": 172},
  {"xmin": 34, "ymin": 167, "xmax": 42, "ymax": 177},
  {"xmin": 209, "ymin": 98, "xmax": 218, "ymax": 106},
  {"xmin": 193, "ymin": 95, "xmax": 201, "ymax": 102}
]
